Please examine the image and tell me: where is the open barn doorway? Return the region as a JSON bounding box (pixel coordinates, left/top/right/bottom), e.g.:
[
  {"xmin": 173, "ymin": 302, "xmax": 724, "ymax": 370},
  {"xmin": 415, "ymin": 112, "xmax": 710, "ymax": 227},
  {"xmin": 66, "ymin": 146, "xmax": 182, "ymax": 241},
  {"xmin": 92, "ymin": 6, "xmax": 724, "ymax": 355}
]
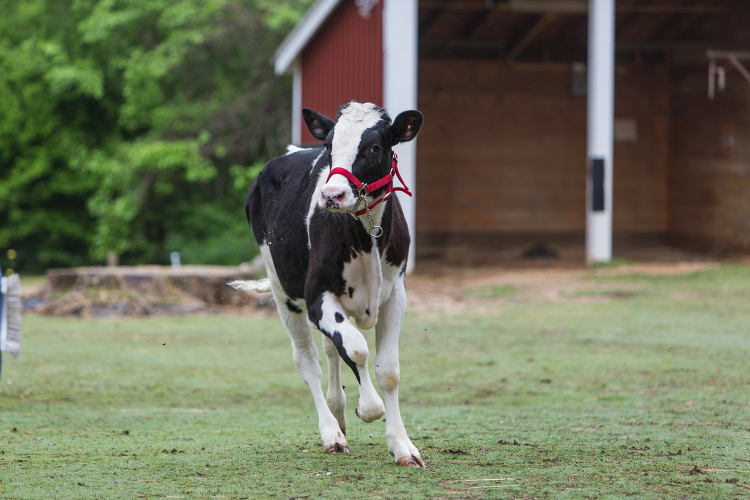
[{"xmin": 413, "ymin": 0, "xmax": 747, "ymax": 266}]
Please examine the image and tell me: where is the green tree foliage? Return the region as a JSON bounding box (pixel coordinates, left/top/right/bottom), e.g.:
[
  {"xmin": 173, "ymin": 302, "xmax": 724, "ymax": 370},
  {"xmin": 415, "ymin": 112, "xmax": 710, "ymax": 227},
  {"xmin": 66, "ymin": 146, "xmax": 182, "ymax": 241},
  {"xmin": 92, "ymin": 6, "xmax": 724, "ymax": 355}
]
[{"xmin": 0, "ymin": 0, "xmax": 313, "ymax": 273}]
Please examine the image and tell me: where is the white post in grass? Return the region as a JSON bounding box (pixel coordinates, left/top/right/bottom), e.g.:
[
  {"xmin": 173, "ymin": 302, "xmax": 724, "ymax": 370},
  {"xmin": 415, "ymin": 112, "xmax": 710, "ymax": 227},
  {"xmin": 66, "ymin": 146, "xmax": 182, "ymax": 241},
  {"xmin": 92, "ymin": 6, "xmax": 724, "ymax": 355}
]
[
  {"xmin": 586, "ymin": 0, "xmax": 615, "ymax": 264},
  {"xmin": 383, "ymin": 0, "xmax": 418, "ymax": 273}
]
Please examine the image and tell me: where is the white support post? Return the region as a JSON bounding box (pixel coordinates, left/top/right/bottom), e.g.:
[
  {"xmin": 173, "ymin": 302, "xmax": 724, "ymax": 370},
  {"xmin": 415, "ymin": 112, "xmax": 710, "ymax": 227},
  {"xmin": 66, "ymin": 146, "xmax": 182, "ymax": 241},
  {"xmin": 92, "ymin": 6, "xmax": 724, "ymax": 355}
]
[
  {"xmin": 383, "ymin": 0, "xmax": 418, "ymax": 273},
  {"xmin": 586, "ymin": 0, "xmax": 615, "ymax": 265},
  {"xmin": 291, "ymin": 60, "xmax": 302, "ymax": 145}
]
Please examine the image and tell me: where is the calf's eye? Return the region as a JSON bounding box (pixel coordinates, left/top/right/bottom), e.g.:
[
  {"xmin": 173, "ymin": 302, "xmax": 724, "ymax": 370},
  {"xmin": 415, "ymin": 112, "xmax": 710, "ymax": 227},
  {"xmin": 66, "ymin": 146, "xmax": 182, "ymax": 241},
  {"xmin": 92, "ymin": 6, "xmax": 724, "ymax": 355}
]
[{"xmin": 370, "ymin": 145, "xmax": 381, "ymax": 154}]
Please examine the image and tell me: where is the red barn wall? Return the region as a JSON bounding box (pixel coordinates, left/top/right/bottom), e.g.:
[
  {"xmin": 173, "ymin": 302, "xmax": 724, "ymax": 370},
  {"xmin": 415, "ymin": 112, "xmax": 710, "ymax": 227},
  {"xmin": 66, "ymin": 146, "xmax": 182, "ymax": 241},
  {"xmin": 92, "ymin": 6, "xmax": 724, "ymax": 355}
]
[{"xmin": 300, "ymin": 0, "xmax": 383, "ymax": 144}]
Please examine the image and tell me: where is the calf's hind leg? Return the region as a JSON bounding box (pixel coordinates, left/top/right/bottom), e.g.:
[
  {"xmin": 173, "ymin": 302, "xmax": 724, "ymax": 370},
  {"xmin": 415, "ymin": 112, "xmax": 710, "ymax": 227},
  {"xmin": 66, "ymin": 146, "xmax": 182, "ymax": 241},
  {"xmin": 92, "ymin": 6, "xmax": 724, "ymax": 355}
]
[
  {"xmin": 322, "ymin": 334, "xmax": 347, "ymax": 434},
  {"xmin": 375, "ymin": 281, "xmax": 425, "ymax": 467},
  {"xmin": 274, "ymin": 293, "xmax": 348, "ymax": 454}
]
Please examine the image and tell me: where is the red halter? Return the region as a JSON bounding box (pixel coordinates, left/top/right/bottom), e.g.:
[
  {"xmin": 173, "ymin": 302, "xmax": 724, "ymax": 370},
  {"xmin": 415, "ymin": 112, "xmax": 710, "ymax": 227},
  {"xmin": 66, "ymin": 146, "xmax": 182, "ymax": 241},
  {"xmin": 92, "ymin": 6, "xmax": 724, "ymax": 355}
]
[{"xmin": 325, "ymin": 152, "xmax": 413, "ymax": 217}]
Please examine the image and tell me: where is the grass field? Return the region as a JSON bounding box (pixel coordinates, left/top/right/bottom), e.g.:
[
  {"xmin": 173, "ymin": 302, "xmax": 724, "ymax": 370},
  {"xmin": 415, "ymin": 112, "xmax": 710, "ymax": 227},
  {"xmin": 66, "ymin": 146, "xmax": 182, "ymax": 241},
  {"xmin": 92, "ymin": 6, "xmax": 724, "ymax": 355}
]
[{"xmin": 2, "ymin": 265, "xmax": 750, "ymax": 499}]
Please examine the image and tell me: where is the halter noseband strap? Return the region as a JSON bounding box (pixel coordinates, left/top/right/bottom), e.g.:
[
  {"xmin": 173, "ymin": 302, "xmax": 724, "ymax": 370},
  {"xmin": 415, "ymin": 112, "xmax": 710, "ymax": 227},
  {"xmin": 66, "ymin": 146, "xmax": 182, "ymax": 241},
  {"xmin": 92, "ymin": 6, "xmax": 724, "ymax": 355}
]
[{"xmin": 325, "ymin": 152, "xmax": 413, "ymax": 217}]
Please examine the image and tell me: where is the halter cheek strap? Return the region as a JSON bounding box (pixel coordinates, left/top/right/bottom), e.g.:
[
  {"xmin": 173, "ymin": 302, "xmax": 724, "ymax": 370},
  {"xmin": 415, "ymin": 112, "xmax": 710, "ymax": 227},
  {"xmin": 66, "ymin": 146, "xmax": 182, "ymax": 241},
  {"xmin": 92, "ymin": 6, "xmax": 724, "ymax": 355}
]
[{"xmin": 325, "ymin": 152, "xmax": 413, "ymax": 217}]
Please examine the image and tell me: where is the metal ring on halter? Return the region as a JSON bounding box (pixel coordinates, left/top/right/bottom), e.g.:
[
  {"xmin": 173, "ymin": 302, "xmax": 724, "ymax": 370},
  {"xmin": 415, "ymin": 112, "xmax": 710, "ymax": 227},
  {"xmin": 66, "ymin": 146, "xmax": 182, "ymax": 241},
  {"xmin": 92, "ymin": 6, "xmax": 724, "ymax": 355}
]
[{"xmin": 369, "ymin": 225, "xmax": 384, "ymax": 238}]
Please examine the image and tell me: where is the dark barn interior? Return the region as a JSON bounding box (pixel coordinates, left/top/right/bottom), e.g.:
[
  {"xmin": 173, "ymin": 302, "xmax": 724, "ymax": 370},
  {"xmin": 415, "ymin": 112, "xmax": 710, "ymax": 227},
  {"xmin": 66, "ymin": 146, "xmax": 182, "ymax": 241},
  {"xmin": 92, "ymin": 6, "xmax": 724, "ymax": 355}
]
[{"xmin": 413, "ymin": 0, "xmax": 750, "ymax": 264}]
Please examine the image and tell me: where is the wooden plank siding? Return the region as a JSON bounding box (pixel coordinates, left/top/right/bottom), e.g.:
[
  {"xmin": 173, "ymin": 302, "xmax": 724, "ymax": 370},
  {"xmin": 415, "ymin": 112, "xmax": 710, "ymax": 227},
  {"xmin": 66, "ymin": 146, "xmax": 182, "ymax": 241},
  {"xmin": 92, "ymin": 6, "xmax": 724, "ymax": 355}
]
[
  {"xmin": 669, "ymin": 62, "xmax": 750, "ymax": 251},
  {"xmin": 415, "ymin": 59, "xmax": 670, "ymax": 240},
  {"xmin": 300, "ymin": 0, "xmax": 383, "ymax": 144}
]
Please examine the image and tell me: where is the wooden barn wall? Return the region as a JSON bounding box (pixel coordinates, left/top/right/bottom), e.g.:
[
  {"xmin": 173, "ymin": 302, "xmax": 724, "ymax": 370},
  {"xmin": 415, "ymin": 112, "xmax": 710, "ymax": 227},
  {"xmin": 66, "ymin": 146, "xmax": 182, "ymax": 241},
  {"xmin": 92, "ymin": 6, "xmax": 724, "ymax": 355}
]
[
  {"xmin": 668, "ymin": 63, "xmax": 750, "ymax": 251},
  {"xmin": 300, "ymin": 0, "xmax": 383, "ymax": 144},
  {"xmin": 416, "ymin": 60, "xmax": 669, "ymax": 240}
]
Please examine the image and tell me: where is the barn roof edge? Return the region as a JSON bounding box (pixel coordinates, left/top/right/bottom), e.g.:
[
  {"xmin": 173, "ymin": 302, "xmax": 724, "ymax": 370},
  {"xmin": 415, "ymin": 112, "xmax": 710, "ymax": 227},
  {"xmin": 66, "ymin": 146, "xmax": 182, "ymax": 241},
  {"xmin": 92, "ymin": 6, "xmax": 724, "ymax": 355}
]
[{"xmin": 273, "ymin": 0, "xmax": 344, "ymax": 76}]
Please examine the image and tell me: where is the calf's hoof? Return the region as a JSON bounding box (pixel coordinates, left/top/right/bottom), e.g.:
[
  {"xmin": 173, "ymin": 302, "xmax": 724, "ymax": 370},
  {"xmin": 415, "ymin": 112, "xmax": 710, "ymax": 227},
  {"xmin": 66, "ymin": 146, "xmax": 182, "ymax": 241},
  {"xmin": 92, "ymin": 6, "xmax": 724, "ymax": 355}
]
[
  {"xmin": 396, "ymin": 455, "xmax": 426, "ymax": 468},
  {"xmin": 324, "ymin": 442, "xmax": 350, "ymax": 454}
]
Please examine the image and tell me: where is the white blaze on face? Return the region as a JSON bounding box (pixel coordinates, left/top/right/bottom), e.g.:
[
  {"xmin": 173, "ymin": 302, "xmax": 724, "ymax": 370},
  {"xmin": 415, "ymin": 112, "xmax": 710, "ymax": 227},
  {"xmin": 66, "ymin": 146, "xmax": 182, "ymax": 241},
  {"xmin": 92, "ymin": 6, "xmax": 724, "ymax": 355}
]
[{"xmin": 319, "ymin": 102, "xmax": 384, "ymax": 211}]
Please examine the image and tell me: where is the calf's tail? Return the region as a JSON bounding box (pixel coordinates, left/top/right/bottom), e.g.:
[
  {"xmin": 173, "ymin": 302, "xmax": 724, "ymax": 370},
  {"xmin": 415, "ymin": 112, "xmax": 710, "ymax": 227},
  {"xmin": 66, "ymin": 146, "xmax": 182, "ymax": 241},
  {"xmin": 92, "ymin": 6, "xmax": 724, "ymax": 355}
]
[{"xmin": 228, "ymin": 278, "xmax": 272, "ymax": 294}]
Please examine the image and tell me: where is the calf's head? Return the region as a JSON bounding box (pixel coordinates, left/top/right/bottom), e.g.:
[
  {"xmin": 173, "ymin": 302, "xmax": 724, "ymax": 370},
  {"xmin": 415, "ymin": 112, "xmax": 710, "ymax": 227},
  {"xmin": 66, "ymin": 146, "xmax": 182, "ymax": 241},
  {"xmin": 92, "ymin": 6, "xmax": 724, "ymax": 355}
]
[{"xmin": 302, "ymin": 102, "xmax": 423, "ymax": 212}]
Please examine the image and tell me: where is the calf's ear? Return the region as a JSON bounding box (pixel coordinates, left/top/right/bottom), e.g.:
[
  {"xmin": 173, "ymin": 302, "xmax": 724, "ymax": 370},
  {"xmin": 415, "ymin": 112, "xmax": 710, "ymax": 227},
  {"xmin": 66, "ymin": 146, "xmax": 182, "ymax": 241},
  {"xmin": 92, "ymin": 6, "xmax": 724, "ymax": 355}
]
[
  {"xmin": 388, "ymin": 110, "xmax": 423, "ymax": 145},
  {"xmin": 302, "ymin": 108, "xmax": 336, "ymax": 141}
]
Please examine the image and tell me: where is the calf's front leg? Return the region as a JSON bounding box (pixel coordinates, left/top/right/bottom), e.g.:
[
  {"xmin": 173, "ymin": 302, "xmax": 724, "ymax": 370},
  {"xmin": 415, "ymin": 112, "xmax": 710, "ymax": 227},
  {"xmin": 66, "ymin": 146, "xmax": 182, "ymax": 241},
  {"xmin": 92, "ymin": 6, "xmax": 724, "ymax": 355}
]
[
  {"xmin": 375, "ymin": 280, "xmax": 425, "ymax": 467},
  {"xmin": 310, "ymin": 292, "xmax": 385, "ymax": 424}
]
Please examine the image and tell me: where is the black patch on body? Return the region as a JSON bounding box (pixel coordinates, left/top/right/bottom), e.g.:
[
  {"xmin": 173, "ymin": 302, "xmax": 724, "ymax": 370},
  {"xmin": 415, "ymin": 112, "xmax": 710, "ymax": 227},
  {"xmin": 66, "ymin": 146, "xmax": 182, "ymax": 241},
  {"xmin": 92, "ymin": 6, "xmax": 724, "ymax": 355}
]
[
  {"xmin": 377, "ymin": 195, "xmax": 410, "ymax": 269},
  {"xmin": 315, "ymin": 323, "xmax": 360, "ymax": 384},
  {"xmin": 285, "ymin": 298, "xmax": 303, "ymax": 314},
  {"xmin": 331, "ymin": 331, "xmax": 360, "ymax": 384},
  {"xmin": 335, "ymin": 312, "xmax": 345, "ymax": 323},
  {"xmin": 245, "ymin": 148, "xmax": 327, "ymax": 300},
  {"xmin": 308, "ymin": 294, "xmax": 324, "ymax": 327}
]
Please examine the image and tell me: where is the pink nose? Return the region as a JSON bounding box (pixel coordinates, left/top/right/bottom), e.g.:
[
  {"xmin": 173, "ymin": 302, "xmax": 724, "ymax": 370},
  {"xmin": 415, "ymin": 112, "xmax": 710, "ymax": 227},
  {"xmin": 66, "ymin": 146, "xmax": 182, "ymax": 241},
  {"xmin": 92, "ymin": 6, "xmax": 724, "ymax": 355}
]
[{"xmin": 321, "ymin": 186, "xmax": 347, "ymax": 208}]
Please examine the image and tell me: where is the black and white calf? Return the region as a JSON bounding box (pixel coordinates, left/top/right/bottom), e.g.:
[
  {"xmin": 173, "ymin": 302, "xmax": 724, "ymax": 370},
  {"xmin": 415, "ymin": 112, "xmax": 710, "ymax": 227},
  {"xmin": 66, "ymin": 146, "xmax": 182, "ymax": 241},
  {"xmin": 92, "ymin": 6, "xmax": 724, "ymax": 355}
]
[{"xmin": 230, "ymin": 102, "xmax": 425, "ymax": 467}]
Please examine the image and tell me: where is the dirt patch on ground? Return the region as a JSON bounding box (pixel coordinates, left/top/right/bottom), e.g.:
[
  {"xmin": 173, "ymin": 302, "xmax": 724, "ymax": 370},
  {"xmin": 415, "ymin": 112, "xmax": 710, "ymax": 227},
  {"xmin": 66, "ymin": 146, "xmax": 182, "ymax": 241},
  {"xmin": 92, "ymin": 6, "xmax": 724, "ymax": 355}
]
[
  {"xmin": 405, "ymin": 261, "xmax": 722, "ymax": 313},
  {"xmin": 406, "ymin": 240, "xmax": 737, "ymax": 311}
]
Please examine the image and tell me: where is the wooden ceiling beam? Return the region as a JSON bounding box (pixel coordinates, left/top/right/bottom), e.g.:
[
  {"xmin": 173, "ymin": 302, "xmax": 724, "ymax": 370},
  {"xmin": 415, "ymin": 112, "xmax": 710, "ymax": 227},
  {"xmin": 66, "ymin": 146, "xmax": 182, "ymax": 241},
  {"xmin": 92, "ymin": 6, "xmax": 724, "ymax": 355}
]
[
  {"xmin": 419, "ymin": 0, "xmax": 469, "ymax": 36},
  {"xmin": 656, "ymin": 12, "xmax": 709, "ymax": 42},
  {"xmin": 617, "ymin": 4, "xmax": 728, "ymax": 14},
  {"xmin": 418, "ymin": 7, "xmax": 446, "ymax": 36},
  {"xmin": 469, "ymin": 3, "xmax": 510, "ymax": 39},
  {"xmin": 617, "ymin": 13, "xmax": 676, "ymax": 43},
  {"xmin": 506, "ymin": 12, "xmax": 556, "ymax": 61},
  {"xmin": 419, "ymin": 1, "xmax": 728, "ymax": 14}
]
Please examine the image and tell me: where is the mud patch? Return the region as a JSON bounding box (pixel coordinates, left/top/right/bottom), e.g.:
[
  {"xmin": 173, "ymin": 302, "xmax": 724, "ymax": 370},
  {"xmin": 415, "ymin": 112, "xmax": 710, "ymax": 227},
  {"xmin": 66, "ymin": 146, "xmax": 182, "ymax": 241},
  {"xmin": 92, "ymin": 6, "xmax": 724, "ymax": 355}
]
[{"xmin": 406, "ymin": 261, "xmax": 722, "ymax": 312}]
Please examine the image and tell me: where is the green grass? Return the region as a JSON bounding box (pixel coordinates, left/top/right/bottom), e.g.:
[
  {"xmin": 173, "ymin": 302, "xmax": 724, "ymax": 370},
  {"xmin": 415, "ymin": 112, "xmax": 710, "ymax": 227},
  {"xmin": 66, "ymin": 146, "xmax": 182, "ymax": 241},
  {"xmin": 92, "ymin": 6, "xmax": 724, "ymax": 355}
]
[
  {"xmin": 462, "ymin": 284, "xmax": 517, "ymax": 299},
  {"xmin": 2, "ymin": 265, "xmax": 750, "ymax": 498},
  {"xmin": 18, "ymin": 275, "xmax": 47, "ymax": 290}
]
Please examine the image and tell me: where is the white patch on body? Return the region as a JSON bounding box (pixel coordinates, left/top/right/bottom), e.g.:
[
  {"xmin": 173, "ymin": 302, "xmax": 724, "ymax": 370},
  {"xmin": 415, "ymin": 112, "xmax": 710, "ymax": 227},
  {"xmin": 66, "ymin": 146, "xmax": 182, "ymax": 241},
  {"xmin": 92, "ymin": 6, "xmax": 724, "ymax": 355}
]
[
  {"xmin": 305, "ymin": 167, "xmax": 330, "ymax": 249},
  {"xmin": 378, "ymin": 249, "xmax": 405, "ymax": 305},
  {"xmin": 258, "ymin": 244, "xmax": 281, "ymax": 291},
  {"xmin": 339, "ymin": 246, "xmax": 382, "ymax": 331},
  {"xmin": 285, "ymin": 145, "xmax": 310, "ymax": 155},
  {"xmin": 310, "ymin": 148, "xmax": 325, "ymax": 174}
]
